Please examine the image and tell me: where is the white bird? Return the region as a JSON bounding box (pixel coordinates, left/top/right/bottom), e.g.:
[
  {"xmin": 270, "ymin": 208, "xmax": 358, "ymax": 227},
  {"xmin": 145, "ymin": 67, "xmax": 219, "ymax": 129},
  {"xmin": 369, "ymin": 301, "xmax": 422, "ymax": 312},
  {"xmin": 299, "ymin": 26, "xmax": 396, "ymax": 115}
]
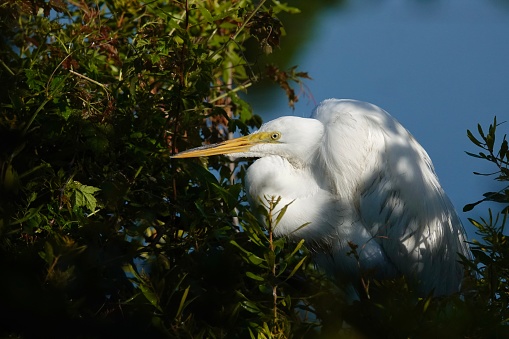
[{"xmin": 172, "ymin": 99, "xmax": 471, "ymax": 297}]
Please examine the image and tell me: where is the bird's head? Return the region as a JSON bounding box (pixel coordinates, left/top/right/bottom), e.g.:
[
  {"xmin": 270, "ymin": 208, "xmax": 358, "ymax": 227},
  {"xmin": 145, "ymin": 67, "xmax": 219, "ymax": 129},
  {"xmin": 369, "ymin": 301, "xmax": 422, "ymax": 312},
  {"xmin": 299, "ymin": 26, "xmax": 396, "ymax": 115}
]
[{"xmin": 172, "ymin": 116, "xmax": 324, "ymax": 167}]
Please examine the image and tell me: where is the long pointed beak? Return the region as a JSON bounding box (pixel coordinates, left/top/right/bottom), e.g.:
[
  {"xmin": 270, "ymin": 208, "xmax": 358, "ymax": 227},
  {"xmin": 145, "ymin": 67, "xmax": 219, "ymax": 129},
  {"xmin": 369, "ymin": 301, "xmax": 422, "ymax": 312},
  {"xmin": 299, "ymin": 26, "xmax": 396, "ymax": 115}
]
[{"xmin": 171, "ymin": 135, "xmax": 255, "ymax": 159}]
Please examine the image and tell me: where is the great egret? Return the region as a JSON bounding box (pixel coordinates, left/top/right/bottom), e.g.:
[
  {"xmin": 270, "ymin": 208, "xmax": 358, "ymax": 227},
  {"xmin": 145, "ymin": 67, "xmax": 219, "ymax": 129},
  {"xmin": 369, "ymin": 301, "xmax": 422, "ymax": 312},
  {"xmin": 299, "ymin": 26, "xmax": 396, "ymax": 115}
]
[{"xmin": 173, "ymin": 99, "xmax": 471, "ymax": 297}]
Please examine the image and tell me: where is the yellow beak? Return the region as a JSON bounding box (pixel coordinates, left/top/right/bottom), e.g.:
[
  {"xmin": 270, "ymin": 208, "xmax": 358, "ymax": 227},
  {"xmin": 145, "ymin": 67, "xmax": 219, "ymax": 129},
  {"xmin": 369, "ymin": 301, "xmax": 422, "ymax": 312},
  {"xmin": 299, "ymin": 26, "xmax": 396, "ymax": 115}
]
[{"xmin": 171, "ymin": 135, "xmax": 256, "ymax": 159}]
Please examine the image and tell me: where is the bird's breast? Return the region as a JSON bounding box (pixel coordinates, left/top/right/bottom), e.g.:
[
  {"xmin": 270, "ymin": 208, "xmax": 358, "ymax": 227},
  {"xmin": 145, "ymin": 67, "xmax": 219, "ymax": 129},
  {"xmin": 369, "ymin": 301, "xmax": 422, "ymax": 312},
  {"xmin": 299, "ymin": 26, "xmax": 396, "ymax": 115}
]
[
  {"xmin": 245, "ymin": 156, "xmax": 341, "ymax": 239},
  {"xmin": 245, "ymin": 156, "xmax": 393, "ymax": 280},
  {"xmin": 246, "ymin": 156, "xmax": 319, "ymax": 198}
]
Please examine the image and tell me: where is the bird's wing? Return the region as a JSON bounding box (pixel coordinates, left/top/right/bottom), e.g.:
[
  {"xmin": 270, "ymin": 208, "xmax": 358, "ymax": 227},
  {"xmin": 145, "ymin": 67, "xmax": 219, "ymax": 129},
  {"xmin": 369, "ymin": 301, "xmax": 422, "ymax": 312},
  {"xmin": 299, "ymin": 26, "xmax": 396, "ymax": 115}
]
[
  {"xmin": 357, "ymin": 163, "xmax": 470, "ymax": 295},
  {"xmin": 312, "ymin": 99, "xmax": 470, "ymax": 295}
]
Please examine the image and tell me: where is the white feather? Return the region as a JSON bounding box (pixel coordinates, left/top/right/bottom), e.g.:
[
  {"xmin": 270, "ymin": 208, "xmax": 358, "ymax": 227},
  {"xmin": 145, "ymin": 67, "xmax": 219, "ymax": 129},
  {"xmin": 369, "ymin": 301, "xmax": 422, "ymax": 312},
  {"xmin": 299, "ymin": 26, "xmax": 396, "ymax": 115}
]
[{"xmin": 245, "ymin": 99, "xmax": 471, "ymax": 296}]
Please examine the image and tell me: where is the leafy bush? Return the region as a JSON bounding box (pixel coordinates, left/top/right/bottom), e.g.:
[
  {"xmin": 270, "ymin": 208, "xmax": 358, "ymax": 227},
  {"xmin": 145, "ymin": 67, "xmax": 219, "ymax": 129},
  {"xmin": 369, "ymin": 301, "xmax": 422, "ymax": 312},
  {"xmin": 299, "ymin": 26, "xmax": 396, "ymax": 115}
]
[{"xmin": 0, "ymin": 0, "xmax": 309, "ymax": 337}]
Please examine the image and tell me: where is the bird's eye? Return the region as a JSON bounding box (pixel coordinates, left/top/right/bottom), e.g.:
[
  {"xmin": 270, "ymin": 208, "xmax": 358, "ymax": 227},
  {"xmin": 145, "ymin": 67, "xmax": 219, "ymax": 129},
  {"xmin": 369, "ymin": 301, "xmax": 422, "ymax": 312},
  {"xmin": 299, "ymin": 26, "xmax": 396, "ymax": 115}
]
[{"xmin": 270, "ymin": 132, "xmax": 281, "ymax": 141}]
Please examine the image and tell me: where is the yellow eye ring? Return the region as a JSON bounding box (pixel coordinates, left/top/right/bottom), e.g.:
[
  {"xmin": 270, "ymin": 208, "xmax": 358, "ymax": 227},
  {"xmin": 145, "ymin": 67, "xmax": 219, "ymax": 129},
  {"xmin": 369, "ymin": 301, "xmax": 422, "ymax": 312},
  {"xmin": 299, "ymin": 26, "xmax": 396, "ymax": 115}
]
[{"xmin": 270, "ymin": 132, "xmax": 281, "ymax": 141}]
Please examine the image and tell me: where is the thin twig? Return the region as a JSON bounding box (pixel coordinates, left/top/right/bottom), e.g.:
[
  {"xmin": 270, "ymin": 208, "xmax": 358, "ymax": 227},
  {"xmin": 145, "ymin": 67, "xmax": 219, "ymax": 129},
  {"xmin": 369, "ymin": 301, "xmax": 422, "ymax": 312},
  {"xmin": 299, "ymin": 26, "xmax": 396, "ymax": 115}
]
[
  {"xmin": 69, "ymin": 69, "xmax": 111, "ymax": 100},
  {"xmin": 209, "ymin": 82, "xmax": 253, "ymax": 103},
  {"xmin": 0, "ymin": 59, "xmax": 15, "ymax": 76}
]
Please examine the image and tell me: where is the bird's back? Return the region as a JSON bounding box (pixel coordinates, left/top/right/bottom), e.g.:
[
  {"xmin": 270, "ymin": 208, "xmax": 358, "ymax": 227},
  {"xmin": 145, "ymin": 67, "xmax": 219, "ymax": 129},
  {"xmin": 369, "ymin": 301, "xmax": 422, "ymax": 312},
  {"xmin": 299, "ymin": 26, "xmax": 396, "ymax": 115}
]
[{"xmin": 311, "ymin": 99, "xmax": 471, "ymax": 296}]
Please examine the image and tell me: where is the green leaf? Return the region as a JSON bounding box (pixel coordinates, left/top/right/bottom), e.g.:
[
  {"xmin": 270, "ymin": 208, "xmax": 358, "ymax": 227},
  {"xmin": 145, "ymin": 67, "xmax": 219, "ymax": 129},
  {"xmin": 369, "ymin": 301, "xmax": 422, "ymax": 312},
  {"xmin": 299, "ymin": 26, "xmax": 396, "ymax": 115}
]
[
  {"xmin": 186, "ymin": 161, "xmax": 219, "ymax": 185},
  {"xmin": 486, "ymin": 133, "xmax": 495, "ymax": 151},
  {"xmin": 80, "ymin": 185, "xmax": 101, "ymax": 195},
  {"xmin": 258, "ymin": 283, "xmax": 273, "ymax": 295},
  {"xmin": 230, "ymin": 240, "xmax": 266, "ymax": 266},
  {"xmin": 240, "ymin": 300, "xmax": 263, "ymax": 315},
  {"xmin": 198, "ymin": 5, "xmax": 214, "ymax": 23},
  {"xmin": 50, "ymin": 75, "xmax": 67, "ymax": 93},
  {"xmin": 465, "ymin": 151, "xmax": 483, "ymax": 159},
  {"xmin": 246, "ymin": 271, "xmax": 265, "ymax": 281},
  {"xmin": 500, "ymin": 139, "xmax": 508, "ymax": 160},
  {"xmin": 275, "ymin": 199, "xmax": 294, "ymax": 226},
  {"xmin": 468, "ymin": 218, "xmax": 484, "ymax": 229},
  {"xmin": 467, "ymin": 129, "xmax": 483, "ymax": 147},
  {"xmin": 272, "ymin": 1, "xmax": 301, "ymax": 14},
  {"xmin": 68, "ymin": 181, "xmax": 101, "ymax": 212},
  {"xmin": 285, "ymin": 256, "xmax": 307, "ymax": 281},
  {"xmin": 59, "ymin": 105, "xmax": 72, "ymax": 120},
  {"xmin": 477, "ymin": 123, "xmax": 486, "ymax": 139},
  {"xmin": 290, "ymin": 222, "xmax": 311, "ymax": 235},
  {"xmin": 176, "ymin": 285, "xmax": 190, "ymax": 318},
  {"xmin": 11, "ymin": 205, "xmax": 43, "ymax": 225},
  {"xmin": 24, "ymin": 69, "xmax": 45, "ymax": 91},
  {"xmin": 284, "ymin": 238, "xmax": 305, "ymax": 261},
  {"xmin": 139, "ymin": 283, "xmax": 162, "ymax": 312}
]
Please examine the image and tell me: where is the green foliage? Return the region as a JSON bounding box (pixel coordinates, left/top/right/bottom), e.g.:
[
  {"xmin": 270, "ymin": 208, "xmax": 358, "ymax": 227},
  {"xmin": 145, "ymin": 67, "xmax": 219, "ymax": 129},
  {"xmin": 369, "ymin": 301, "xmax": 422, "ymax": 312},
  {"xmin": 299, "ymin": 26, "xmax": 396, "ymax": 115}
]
[
  {"xmin": 465, "ymin": 117, "xmax": 509, "ymax": 213},
  {"xmin": 0, "ymin": 0, "xmax": 310, "ymax": 337},
  {"xmin": 462, "ymin": 118, "xmax": 509, "ymax": 338}
]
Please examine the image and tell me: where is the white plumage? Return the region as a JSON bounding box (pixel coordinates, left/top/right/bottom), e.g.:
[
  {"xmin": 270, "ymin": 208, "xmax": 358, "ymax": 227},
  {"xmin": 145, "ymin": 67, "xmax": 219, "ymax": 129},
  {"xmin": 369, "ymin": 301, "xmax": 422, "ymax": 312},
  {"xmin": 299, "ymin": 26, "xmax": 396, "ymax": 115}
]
[{"xmin": 173, "ymin": 99, "xmax": 472, "ymax": 296}]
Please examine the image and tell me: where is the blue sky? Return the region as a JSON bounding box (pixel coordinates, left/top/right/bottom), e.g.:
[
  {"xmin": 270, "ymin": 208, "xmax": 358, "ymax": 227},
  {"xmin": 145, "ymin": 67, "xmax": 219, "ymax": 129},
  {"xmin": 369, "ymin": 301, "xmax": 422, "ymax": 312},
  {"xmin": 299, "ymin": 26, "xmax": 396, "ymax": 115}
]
[{"xmin": 251, "ymin": 0, "xmax": 509, "ymax": 239}]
